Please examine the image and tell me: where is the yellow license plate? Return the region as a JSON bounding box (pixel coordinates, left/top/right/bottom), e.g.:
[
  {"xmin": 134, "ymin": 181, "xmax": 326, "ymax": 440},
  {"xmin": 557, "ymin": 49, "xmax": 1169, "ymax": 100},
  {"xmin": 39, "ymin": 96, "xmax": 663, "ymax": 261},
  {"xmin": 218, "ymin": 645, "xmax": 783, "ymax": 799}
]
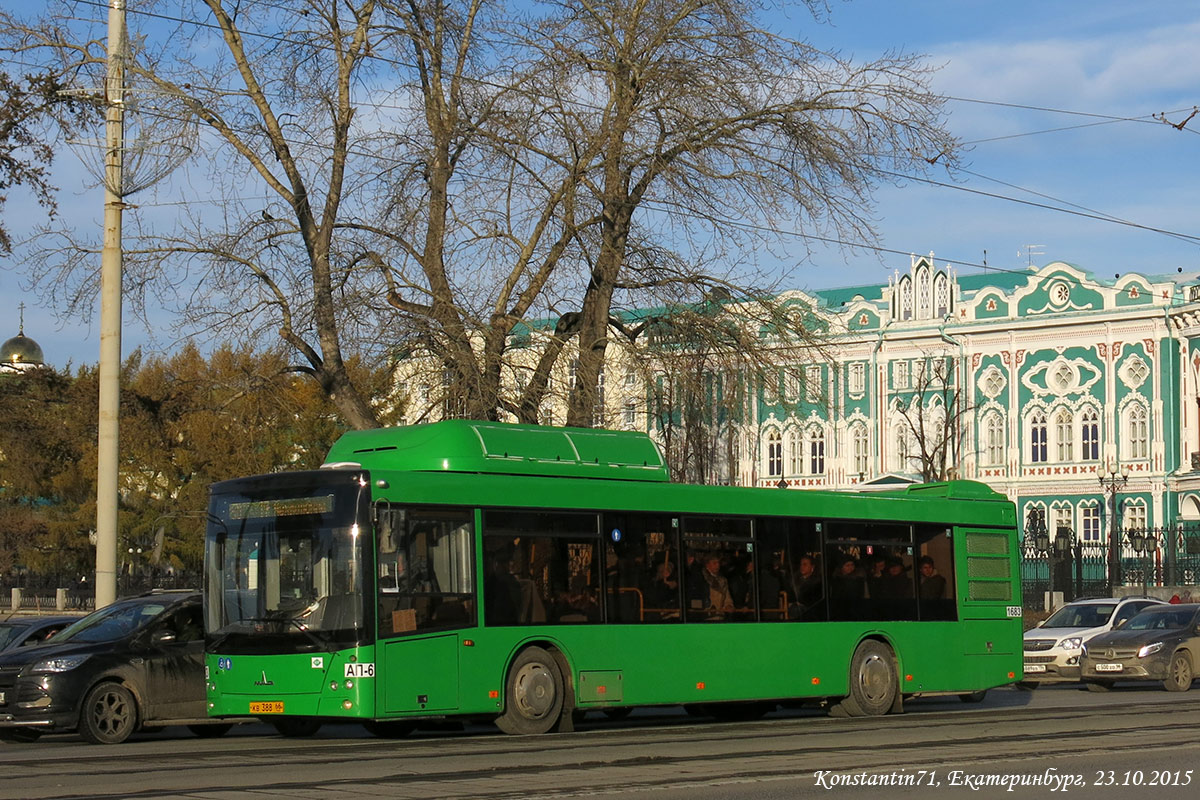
[{"xmin": 250, "ymin": 701, "xmax": 285, "ymax": 714}]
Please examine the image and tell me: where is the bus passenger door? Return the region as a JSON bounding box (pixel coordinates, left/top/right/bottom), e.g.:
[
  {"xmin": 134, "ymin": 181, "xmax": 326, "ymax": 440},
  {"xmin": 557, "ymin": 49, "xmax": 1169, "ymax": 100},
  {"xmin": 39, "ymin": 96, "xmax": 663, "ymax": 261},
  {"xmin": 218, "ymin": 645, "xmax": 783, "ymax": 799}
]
[{"xmin": 381, "ymin": 633, "xmax": 461, "ymax": 713}]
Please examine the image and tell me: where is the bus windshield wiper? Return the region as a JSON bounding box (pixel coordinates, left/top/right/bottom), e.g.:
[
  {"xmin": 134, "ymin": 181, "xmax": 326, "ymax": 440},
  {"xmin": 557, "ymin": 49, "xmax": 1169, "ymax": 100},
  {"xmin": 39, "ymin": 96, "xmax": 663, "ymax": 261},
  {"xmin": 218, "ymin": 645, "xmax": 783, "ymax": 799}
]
[{"xmin": 243, "ymin": 615, "xmax": 333, "ymax": 651}]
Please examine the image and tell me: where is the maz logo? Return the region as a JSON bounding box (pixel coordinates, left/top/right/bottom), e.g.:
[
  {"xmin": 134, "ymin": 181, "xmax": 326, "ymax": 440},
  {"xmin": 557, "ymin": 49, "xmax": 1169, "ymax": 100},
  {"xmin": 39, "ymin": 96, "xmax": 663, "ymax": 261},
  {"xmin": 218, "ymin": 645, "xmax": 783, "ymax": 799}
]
[{"xmin": 254, "ymin": 671, "xmax": 274, "ymax": 686}]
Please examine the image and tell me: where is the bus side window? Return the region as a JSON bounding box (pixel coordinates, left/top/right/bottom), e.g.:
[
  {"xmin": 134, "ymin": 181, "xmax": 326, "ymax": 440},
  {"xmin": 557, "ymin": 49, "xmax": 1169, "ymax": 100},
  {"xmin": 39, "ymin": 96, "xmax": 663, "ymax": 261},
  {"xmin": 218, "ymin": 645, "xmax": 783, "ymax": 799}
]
[
  {"xmin": 482, "ymin": 510, "xmax": 600, "ymax": 627},
  {"xmin": 917, "ymin": 525, "xmax": 957, "ymax": 621},
  {"xmin": 377, "ymin": 508, "xmax": 476, "ymax": 638},
  {"xmin": 603, "ymin": 512, "xmax": 679, "ymax": 623}
]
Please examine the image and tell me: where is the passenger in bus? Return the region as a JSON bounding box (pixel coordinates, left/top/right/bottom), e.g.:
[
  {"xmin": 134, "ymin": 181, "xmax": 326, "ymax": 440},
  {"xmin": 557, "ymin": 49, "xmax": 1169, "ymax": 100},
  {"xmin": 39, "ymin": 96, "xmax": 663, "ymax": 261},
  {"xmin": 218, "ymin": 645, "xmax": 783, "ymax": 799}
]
[
  {"xmin": 701, "ymin": 555, "xmax": 735, "ymax": 617},
  {"xmin": 917, "ymin": 556, "xmax": 947, "ymax": 599},
  {"xmin": 828, "ymin": 556, "xmax": 866, "ymax": 620},
  {"xmin": 727, "ymin": 553, "xmax": 755, "ymax": 609},
  {"xmin": 791, "ymin": 555, "xmax": 823, "ymax": 618},
  {"xmin": 484, "ymin": 549, "xmax": 523, "ymax": 626},
  {"xmin": 684, "ymin": 552, "xmax": 709, "ymax": 610},
  {"xmin": 643, "ymin": 558, "xmax": 680, "ymax": 616},
  {"xmin": 874, "ymin": 558, "xmax": 913, "ymax": 599},
  {"xmin": 864, "ymin": 553, "xmax": 888, "ymax": 599}
]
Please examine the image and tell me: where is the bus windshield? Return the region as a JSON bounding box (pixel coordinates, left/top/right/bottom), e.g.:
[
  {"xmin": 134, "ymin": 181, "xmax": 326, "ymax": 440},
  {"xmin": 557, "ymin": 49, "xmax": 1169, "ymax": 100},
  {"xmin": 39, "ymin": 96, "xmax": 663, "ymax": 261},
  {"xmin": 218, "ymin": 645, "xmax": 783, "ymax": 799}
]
[{"xmin": 205, "ymin": 470, "xmax": 371, "ymax": 653}]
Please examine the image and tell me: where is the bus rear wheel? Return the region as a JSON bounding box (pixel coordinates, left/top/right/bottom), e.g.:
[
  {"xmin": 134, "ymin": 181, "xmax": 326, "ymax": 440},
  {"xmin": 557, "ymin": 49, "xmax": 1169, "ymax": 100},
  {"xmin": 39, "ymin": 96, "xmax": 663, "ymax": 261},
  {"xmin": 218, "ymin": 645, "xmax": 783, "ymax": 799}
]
[
  {"xmin": 839, "ymin": 640, "xmax": 897, "ymax": 717},
  {"xmin": 495, "ymin": 646, "xmax": 564, "ymax": 735}
]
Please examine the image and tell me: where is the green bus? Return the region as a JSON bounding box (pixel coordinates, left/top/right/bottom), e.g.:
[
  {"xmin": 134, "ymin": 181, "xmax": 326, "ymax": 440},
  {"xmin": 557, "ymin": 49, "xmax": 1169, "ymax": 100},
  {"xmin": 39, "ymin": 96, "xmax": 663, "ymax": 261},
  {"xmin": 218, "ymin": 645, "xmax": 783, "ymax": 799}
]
[{"xmin": 203, "ymin": 420, "xmax": 1021, "ymax": 736}]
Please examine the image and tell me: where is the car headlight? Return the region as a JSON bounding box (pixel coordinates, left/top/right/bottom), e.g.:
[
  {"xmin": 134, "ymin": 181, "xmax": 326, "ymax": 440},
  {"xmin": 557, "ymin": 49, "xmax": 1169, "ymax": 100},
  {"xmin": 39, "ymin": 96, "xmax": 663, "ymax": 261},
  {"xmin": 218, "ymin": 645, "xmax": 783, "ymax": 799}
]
[
  {"xmin": 30, "ymin": 655, "xmax": 90, "ymax": 674},
  {"xmin": 1059, "ymin": 637, "xmax": 1082, "ymax": 650},
  {"xmin": 1138, "ymin": 642, "xmax": 1164, "ymax": 659}
]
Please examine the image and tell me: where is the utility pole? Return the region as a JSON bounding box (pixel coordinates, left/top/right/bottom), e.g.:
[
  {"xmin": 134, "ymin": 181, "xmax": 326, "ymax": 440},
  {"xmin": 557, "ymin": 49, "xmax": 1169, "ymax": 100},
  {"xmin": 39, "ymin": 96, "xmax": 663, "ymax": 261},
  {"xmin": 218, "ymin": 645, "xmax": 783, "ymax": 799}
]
[{"xmin": 95, "ymin": 0, "xmax": 126, "ymax": 609}]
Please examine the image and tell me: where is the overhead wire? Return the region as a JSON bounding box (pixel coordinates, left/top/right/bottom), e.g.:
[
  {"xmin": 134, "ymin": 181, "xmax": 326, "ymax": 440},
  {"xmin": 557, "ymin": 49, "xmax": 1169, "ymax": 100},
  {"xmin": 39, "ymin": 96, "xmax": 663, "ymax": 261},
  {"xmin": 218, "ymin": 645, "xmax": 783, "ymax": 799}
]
[{"xmin": 17, "ymin": 1, "xmax": 1200, "ymax": 300}]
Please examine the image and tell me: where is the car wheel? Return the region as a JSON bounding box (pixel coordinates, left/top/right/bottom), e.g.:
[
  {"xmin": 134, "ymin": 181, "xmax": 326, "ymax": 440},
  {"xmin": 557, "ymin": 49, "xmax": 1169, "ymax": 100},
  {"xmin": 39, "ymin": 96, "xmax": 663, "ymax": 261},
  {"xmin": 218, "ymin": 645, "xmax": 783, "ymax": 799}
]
[
  {"xmin": 0, "ymin": 727, "xmax": 43, "ymax": 743},
  {"xmin": 1015, "ymin": 681, "xmax": 1040, "ymax": 691},
  {"xmin": 362, "ymin": 720, "xmax": 416, "ymax": 738},
  {"xmin": 495, "ymin": 646, "xmax": 564, "ymax": 735},
  {"xmin": 188, "ymin": 723, "xmax": 234, "ymax": 738},
  {"xmin": 79, "ymin": 683, "xmax": 140, "ymax": 745},
  {"xmin": 1084, "ymin": 680, "xmax": 1114, "ymax": 693},
  {"xmin": 839, "ymin": 640, "xmax": 897, "ymax": 717},
  {"xmin": 270, "ymin": 717, "xmax": 322, "ymax": 737},
  {"xmin": 1164, "ymin": 652, "xmax": 1194, "ymax": 693},
  {"xmin": 959, "ymin": 690, "xmax": 987, "ymax": 703}
]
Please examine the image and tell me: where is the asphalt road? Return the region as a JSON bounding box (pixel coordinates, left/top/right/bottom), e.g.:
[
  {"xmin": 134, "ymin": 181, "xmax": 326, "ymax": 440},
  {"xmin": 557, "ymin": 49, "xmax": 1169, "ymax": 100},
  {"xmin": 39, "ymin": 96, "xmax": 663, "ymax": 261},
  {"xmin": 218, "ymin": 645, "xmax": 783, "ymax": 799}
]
[{"xmin": 2, "ymin": 684, "xmax": 1198, "ymax": 800}]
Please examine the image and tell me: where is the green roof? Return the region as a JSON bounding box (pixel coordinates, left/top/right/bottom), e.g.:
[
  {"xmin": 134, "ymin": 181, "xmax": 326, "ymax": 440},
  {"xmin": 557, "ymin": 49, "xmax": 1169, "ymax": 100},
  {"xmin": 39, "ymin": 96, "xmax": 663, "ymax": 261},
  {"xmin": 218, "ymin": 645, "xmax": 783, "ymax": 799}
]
[{"xmin": 325, "ymin": 420, "xmax": 669, "ymax": 482}]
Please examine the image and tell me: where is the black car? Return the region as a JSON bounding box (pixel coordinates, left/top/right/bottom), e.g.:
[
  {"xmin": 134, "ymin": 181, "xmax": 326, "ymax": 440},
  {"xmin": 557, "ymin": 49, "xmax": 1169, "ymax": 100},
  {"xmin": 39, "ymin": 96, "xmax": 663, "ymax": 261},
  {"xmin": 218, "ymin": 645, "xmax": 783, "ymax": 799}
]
[
  {"xmin": 0, "ymin": 591, "xmax": 235, "ymax": 744},
  {"xmin": 1080, "ymin": 603, "xmax": 1200, "ymax": 692},
  {"xmin": 0, "ymin": 616, "xmax": 76, "ymax": 653}
]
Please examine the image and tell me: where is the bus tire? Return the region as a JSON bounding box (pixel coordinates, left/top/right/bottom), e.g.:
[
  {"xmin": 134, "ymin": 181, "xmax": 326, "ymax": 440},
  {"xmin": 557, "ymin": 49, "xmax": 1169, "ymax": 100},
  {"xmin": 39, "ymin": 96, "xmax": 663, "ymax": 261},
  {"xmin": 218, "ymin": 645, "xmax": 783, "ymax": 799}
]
[
  {"xmin": 958, "ymin": 690, "xmax": 987, "ymax": 703},
  {"xmin": 495, "ymin": 646, "xmax": 564, "ymax": 735},
  {"xmin": 270, "ymin": 717, "xmax": 322, "ymax": 737},
  {"xmin": 844, "ymin": 640, "xmax": 898, "ymax": 717},
  {"xmin": 1164, "ymin": 651, "xmax": 1193, "ymax": 692}
]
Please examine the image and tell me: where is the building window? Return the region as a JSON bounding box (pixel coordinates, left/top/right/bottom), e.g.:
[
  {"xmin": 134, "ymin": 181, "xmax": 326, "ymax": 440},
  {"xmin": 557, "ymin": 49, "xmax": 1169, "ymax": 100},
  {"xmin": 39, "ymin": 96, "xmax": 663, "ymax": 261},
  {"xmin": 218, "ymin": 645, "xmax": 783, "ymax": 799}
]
[
  {"xmin": 893, "ymin": 360, "xmax": 910, "ymax": 389},
  {"xmin": 622, "ymin": 400, "xmax": 636, "ymax": 428},
  {"xmin": 984, "ymin": 412, "xmax": 1004, "ymax": 466},
  {"xmin": 1052, "ymin": 505, "xmax": 1073, "ymax": 543},
  {"xmin": 624, "ymin": 368, "xmax": 636, "ymax": 388},
  {"xmin": 1081, "ymin": 408, "xmax": 1100, "ymax": 460},
  {"xmin": 852, "ymin": 424, "xmax": 869, "ymax": 477},
  {"xmin": 1126, "ymin": 404, "xmax": 1149, "ymax": 459},
  {"xmin": 1081, "ymin": 504, "xmax": 1101, "ymax": 543},
  {"xmin": 1123, "ymin": 500, "xmax": 1147, "ymax": 533},
  {"xmin": 849, "ymin": 362, "xmax": 865, "ymax": 395},
  {"xmin": 807, "ymin": 427, "xmax": 825, "ymax": 474},
  {"xmin": 1055, "ymin": 408, "xmax": 1074, "ymax": 462},
  {"xmin": 805, "ymin": 365, "xmax": 822, "ymax": 402},
  {"xmin": 1029, "ymin": 412, "xmax": 1048, "ymax": 463},
  {"xmin": 766, "ymin": 430, "xmax": 783, "ymax": 478},
  {"xmin": 788, "ymin": 432, "xmax": 801, "ymax": 475},
  {"xmin": 593, "ymin": 369, "xmax": 606, "ymax": 427},
  {"xmin": 762, "ymin": 371, "xmax": 779, "ymax": 406},
  {"xmin": 893, "ymin": 425, "xmax": 910, "ymax": 472}
]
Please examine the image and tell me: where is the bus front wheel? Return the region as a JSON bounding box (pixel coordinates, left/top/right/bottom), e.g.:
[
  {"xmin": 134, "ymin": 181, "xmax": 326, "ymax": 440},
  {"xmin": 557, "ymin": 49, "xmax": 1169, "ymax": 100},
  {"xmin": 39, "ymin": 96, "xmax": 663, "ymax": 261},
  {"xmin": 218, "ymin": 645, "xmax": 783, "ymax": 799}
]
[
  {"xmin": 840, "ymin": 640, "xmax": 898, "ymax": 717},
  {"xmin": 496, "ymin": 646, "xmax": 564, "ymax": 735}
]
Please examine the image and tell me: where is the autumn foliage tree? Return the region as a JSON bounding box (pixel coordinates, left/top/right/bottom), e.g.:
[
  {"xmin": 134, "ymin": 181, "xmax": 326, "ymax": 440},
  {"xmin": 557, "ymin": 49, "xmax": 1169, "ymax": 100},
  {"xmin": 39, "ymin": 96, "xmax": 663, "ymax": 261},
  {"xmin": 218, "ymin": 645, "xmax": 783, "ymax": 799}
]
[{"xmin": 0, "ymin": 345, "xmax": 389, "ymax": 587}]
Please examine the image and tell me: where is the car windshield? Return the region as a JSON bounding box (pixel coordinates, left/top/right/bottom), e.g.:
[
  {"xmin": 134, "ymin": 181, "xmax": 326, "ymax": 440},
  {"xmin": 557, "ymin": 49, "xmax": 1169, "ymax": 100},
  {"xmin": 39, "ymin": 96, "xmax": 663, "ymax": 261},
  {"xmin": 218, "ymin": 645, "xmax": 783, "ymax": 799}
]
[
  {"xmin": 1120, "ymin": 608, "xmax": 1197, "ymax": 631},
  {"xmin": 205, "ymin": 470, "xmax": 370, "ymax": 654},
  {"xmin": 51, "ymin": 602, "xmax": 170, "ymax": 644},
  {"xmin": 1043, "ymin": 603, "xmax": 1116, "ymax": 629}
]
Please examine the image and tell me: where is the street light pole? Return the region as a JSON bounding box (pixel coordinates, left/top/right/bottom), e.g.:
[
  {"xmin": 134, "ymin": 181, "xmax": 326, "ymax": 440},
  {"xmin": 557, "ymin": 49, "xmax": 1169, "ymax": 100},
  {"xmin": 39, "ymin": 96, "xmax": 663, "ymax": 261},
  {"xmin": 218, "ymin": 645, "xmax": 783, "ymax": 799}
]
[
  {"xmin": 1026, "ymin": 507, "xmax": 1050, "ymax": 609},
  {"xmin": 1098, "ymin": 459, "xmax": 1130, "ymax": 595}
]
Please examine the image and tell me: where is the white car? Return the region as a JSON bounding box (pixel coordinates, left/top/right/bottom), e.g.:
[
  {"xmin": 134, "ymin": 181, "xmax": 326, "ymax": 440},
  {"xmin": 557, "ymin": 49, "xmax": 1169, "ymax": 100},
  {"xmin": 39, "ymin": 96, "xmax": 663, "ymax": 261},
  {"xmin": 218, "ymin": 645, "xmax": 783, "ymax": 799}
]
[{"xmin": 1021, "ymin": 596, "xmax": 1167, "ymax": 685}]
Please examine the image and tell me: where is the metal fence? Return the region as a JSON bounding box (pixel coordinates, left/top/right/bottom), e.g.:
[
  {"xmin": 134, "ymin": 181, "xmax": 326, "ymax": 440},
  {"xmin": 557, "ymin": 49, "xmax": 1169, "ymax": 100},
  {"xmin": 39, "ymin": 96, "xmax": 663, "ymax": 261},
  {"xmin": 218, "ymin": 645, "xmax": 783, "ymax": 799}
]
[
  {"xmin": 1020, "ymin": 524, "xmax": 1200, "ymax": 607},
  {"xmin": 2, "ymin": 570, "xmax": 199, "ymax": 614}
]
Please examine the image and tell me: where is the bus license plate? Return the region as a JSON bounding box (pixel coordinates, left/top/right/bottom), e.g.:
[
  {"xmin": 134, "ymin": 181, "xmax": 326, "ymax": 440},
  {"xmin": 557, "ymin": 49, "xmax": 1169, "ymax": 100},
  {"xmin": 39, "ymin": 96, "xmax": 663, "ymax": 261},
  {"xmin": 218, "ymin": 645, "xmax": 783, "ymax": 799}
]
[
  {"xmin": 250, "ymin": 701, "xmax": 285, "ymax": 714},
  {"xmin": 1095, "ymin": 663, "xmax": 1123, "ymax": 672},
  {"xmin": 1023, "ymin": 664, "xmax": 1046, "ymax": 673}
]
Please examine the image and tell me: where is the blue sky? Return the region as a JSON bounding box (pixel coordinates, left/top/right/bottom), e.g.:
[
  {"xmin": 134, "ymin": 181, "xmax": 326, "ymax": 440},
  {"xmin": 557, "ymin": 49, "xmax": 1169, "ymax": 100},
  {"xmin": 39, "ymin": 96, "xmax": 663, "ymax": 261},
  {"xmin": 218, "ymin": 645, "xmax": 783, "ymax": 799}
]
[{"xmin": 3, "ymin": 0, "xmax": 1200, "ymax": 367}]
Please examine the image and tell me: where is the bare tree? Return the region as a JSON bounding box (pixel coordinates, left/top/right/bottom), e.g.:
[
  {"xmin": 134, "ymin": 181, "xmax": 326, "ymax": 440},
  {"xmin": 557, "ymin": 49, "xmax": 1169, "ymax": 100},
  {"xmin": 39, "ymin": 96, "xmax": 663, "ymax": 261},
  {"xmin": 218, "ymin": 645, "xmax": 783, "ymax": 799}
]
[
  {"xmin": 892, "ymin": 354, "xmax": 972, "ymax": 482},
  {"xmin": 3, "ymin": 1, "xmax": 957, "ymax": 432}
]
